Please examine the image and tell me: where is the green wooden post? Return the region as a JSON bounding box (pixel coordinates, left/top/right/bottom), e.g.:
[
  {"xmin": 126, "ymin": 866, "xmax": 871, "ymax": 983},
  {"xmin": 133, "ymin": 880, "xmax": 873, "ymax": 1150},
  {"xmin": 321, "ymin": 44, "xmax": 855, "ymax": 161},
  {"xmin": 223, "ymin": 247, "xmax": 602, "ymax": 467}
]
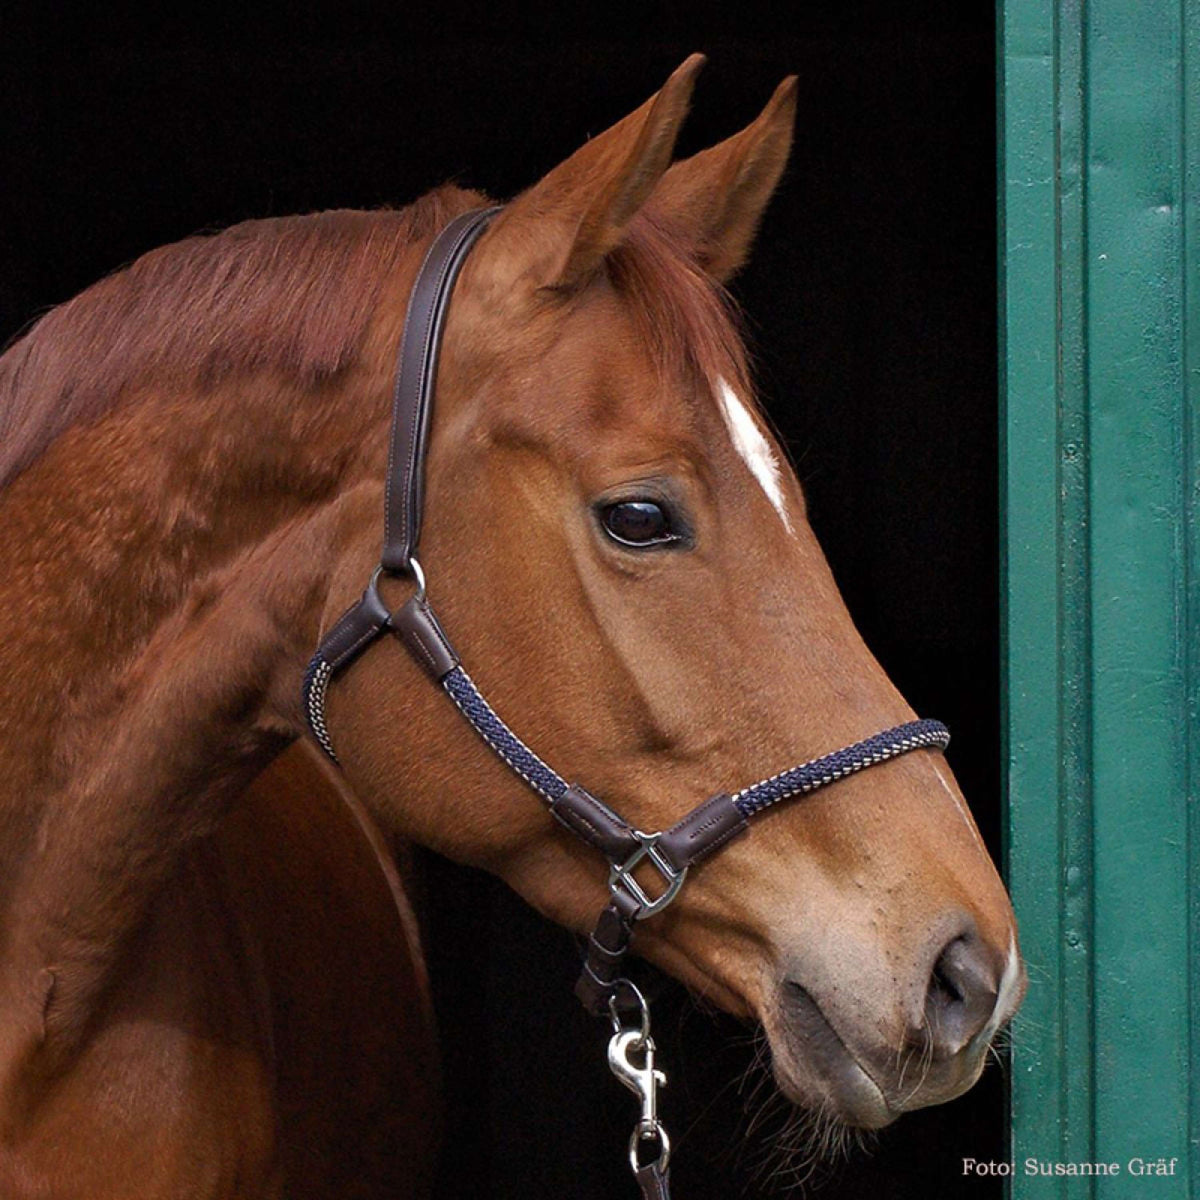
[{"xmin": 1000, "ymin": 0, "xmax": 1198, "ymax": 1196}]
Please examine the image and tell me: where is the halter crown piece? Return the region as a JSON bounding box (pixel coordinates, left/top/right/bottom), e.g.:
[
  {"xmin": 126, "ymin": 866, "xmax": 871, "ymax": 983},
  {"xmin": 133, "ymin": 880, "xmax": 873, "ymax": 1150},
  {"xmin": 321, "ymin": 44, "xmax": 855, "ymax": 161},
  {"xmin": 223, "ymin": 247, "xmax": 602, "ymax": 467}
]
[{"xmin": 302, "ymin": 209, "xmax": 951, "ymax": 1200}]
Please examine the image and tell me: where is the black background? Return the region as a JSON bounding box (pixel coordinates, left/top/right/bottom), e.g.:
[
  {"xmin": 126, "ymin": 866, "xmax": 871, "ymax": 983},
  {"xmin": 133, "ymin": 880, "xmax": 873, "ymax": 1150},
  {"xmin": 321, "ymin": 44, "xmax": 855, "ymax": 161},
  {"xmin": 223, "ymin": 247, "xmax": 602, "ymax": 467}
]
[{"xmin": 2, "ymin": 3, "xmax": 1003, "ymax": 1196}]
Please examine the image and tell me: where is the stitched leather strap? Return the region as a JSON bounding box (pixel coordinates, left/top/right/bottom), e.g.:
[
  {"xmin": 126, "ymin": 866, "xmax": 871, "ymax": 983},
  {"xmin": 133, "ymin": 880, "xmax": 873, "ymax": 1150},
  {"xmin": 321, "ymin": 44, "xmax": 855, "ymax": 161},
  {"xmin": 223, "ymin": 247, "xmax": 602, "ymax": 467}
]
[
  {"xmin": 551, "ymin": 784, "xmax": 641, "ymax": 860},
  {"xmin": 381, "ymin": 207, "xmax": 500, "ymax": 574},
  {"xmin": 316, "ymin": 574, "xmax": 393, "ymax": 674},
  {"xmin": 392, "ymin": 595, "xmax": 460, "ymax": 681},
  {"xmin": 658, "ymin": 793, "xmax": 747, "ymax": 870},
  {"xmin": 305, "ymin": 209, "xmax": 496, "ymax": 761},
  {"xmin": 575, "ymin": 897, "xmax": 639, "ymax": 1013}
]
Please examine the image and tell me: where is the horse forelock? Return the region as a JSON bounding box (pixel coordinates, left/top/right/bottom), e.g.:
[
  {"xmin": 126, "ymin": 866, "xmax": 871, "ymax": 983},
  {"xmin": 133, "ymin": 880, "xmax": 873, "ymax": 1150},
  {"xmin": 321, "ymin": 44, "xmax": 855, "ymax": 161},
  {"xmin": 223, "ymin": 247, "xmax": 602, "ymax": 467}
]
[
  {"xmin": 0, "ymin": 185, "xmax": 483, "ymax": 490},
  {"xmin": 606, "ymin": 210, "xmax": 753, "ymax": 409},
  {"xmin": 602, "ymin": 213, "xmax": 797, "ymax": 527}
]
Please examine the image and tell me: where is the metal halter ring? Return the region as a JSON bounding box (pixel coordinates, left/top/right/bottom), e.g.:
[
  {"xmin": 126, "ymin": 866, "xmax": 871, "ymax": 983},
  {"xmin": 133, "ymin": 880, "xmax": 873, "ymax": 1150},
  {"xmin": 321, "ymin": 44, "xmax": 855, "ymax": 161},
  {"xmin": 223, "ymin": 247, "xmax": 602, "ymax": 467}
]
[
  {"xmin": 608, "ymin": 978, "xmax": 651, "ymax": 1040},
  {"xmin": 629, "ymin": 1123, "xmax": 671, "ymax": 1174},
  {"xmin": 608, "ymin": 831, "xmax": 688, "ymax": 918},
  {"xmin": 366, "ymin": 556, "xmax": 428, "ymax": 609}
]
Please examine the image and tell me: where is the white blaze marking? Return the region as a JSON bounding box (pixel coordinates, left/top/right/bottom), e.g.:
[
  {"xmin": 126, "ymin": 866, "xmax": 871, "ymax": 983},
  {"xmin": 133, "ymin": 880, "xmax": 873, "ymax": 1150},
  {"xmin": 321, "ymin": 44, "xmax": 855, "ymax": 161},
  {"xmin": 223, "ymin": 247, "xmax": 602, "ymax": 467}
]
[{"xmin": 715, "ymin": 377, "xmax": 792, "ymax": 533}]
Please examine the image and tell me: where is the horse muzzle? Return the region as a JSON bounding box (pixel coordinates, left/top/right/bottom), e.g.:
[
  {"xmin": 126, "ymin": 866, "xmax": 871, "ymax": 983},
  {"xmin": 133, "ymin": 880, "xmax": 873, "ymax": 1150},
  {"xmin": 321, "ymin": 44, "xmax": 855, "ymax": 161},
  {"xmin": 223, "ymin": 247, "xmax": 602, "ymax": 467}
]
[{"xmin": 764, "ymin": 925, "xmax": 1025, "ymax": 1128}]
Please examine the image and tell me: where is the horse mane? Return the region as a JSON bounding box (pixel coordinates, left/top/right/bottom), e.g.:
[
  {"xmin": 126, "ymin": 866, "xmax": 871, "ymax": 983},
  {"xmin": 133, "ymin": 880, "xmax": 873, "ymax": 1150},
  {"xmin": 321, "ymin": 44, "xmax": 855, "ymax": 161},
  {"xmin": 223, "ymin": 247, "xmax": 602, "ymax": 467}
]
[
  {"xmin": 0, "ymin": 186, "xmax": 477, "ymax": 489},
  {"xmin": 0, "ymin": 185, "xmax": 749, "ymax": 491}
]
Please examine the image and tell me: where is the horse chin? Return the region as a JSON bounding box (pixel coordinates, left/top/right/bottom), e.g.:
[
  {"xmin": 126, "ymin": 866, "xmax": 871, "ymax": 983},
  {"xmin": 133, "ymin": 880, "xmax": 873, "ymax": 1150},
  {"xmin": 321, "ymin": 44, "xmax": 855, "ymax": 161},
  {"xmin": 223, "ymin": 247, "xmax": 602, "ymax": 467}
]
[
  {"xmin": 764, "ymin": 984, "xmax": 897, "ymax": 1130},
  {"xmin": 763, "ymin": 980, "xmax": 993, "ymax": 1131}
]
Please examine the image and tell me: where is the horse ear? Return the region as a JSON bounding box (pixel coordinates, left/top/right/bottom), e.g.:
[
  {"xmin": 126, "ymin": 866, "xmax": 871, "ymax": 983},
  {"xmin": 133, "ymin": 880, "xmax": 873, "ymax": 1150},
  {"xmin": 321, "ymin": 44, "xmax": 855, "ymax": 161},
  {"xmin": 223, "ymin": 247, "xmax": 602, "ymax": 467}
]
[
  {"xmin": 650, "ymin": 75, "xmax": 798, "ymax": 282},
  {"xmin": 484, "ymin": 54, "xmax": 705, "ymax": 293}
]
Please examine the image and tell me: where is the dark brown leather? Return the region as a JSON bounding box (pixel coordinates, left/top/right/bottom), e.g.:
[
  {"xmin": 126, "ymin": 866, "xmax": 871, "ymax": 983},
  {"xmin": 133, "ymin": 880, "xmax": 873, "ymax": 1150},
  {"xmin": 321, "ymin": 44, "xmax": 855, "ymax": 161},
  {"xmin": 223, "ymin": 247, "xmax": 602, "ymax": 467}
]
[
  {"xmin": 550, "ymin": 784, "xmax": 641, "ymax": 860},
  {"xmin": 391, "ymin": 596, "xmax": 460, "ymax": 681},
  {"xmin": 658, "ymin": 793, "xmax": 747, "ymax": 871},
  {"xmin": 634, "ymin": 1162, "xmax": 671, "ymax": 1200},
  {"xmin": 318, "ymin": 580, "xmax": 393, "ymax": 673},
  {"xmin": 606, "ymin": 885, "xmax": 642, "ymax": 929},
  {"xmin": 381, "ymin": 208, "xmax": 500, "ymax": 574},
  {"xmin": 574, "ymin": 900, "xmax": 635, "ymax": 1013}
]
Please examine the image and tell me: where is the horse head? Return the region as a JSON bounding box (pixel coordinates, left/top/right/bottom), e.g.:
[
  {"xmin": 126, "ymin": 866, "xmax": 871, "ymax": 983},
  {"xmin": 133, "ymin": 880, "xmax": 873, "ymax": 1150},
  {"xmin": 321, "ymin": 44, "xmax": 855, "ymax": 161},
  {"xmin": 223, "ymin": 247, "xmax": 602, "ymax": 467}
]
[{"xmin": 318, "ymin": 55, "xmax": 1024, "ymax": 1129}]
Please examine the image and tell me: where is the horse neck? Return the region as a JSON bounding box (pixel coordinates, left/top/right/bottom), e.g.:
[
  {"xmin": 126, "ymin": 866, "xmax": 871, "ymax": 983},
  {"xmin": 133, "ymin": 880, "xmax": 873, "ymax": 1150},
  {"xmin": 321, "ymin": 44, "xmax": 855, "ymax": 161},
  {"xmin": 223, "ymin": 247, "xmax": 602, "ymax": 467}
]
[{"xmin": 0, "ymin": 360, "xmax": 390, "ymax": 1073}]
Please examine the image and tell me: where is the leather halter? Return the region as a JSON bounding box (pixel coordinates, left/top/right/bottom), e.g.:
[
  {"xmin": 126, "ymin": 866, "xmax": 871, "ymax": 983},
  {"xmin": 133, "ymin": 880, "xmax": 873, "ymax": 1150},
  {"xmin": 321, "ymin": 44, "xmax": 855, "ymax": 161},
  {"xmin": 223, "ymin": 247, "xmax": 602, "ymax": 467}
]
[{"xmin": 303, "ymin": 207, "xmax": 950, "ymax": 1194}]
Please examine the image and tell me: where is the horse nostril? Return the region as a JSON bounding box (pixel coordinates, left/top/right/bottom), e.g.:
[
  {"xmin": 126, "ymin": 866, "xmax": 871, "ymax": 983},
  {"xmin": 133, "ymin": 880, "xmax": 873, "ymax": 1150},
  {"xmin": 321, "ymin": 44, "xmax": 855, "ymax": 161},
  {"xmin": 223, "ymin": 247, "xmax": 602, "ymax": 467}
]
[{"xmin": 923, "ymin": 934, "xmax": 1000, "ymax": 1057}]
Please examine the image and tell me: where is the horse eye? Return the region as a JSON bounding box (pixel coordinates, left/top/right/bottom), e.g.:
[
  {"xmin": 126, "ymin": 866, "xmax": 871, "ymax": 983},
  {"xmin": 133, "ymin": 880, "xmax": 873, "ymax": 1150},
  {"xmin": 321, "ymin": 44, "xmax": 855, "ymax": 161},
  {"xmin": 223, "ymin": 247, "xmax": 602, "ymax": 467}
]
[{"xmin": 600, "ymin": 500, "xmax": 677, "ymax": 547}]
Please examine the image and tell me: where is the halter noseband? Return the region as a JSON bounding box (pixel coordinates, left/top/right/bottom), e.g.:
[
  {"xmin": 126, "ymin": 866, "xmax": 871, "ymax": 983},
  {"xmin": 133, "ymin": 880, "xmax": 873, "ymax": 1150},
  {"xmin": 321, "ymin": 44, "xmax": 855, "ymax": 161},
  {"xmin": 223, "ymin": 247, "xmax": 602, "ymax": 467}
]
[{"xmin": 302, "ymin": 207, "xmax": 950, "ymax": 1196}]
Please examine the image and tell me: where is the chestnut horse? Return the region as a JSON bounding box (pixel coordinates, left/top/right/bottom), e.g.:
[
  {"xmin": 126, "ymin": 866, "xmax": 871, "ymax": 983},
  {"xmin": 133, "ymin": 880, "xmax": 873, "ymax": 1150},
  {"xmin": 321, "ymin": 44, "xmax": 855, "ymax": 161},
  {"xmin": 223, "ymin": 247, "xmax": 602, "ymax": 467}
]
[{"xmin": 0, "ymin": 56, "xmax": 1023, "ymax": 1198}]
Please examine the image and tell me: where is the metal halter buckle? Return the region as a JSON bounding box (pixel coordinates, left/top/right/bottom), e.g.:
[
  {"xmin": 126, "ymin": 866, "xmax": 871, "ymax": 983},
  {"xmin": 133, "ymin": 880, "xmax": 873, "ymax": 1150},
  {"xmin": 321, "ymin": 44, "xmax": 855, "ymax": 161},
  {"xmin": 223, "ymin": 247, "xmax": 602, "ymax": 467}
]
[{"xmin": 608, "ymin": 831, "xmax": 688, "ymax": 919}]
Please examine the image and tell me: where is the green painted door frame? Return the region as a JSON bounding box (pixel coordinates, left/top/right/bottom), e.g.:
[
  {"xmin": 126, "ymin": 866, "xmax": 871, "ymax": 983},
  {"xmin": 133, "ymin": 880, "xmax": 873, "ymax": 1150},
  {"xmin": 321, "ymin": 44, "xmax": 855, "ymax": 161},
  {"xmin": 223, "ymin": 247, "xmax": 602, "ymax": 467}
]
[{"xmin": 1000, "ymin": 0, "xmax": 1198, "ymax": 1195}]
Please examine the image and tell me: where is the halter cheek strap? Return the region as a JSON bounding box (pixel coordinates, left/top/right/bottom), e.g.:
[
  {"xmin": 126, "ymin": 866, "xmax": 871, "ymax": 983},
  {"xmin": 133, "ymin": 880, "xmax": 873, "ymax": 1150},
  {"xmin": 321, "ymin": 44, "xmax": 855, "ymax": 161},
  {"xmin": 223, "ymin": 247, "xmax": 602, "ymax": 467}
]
[
  {"xmin": 303, "ymin": 206, "xmax": 501, "ymax": 753},
  {"xmin": 302, "ymin": 208, "xmax": 950, "ymax": 1198}
]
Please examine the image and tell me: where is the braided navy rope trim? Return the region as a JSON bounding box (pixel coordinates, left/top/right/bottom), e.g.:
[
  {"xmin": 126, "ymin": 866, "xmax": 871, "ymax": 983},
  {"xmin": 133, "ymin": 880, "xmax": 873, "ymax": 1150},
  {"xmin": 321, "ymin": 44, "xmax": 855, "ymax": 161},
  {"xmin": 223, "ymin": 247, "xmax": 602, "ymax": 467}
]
[
  {"xmin": 443, "ymin": 666, "xmax": 568, "ymax": 803},
  {"xmin": 311, "ymin": 645, "xmax": 947, "ymax": 831},
  {"xmin": 732, "ymin": 718, "xmax": 950, "ymax": 818}
]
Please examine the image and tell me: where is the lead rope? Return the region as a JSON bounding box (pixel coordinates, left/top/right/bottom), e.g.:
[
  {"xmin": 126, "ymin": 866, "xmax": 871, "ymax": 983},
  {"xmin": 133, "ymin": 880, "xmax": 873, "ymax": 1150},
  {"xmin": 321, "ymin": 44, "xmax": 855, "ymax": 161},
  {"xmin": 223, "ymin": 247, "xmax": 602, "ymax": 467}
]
[{"xmin": 301, "ymin": 207, "xmax": 952, "ymax": 1200}]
